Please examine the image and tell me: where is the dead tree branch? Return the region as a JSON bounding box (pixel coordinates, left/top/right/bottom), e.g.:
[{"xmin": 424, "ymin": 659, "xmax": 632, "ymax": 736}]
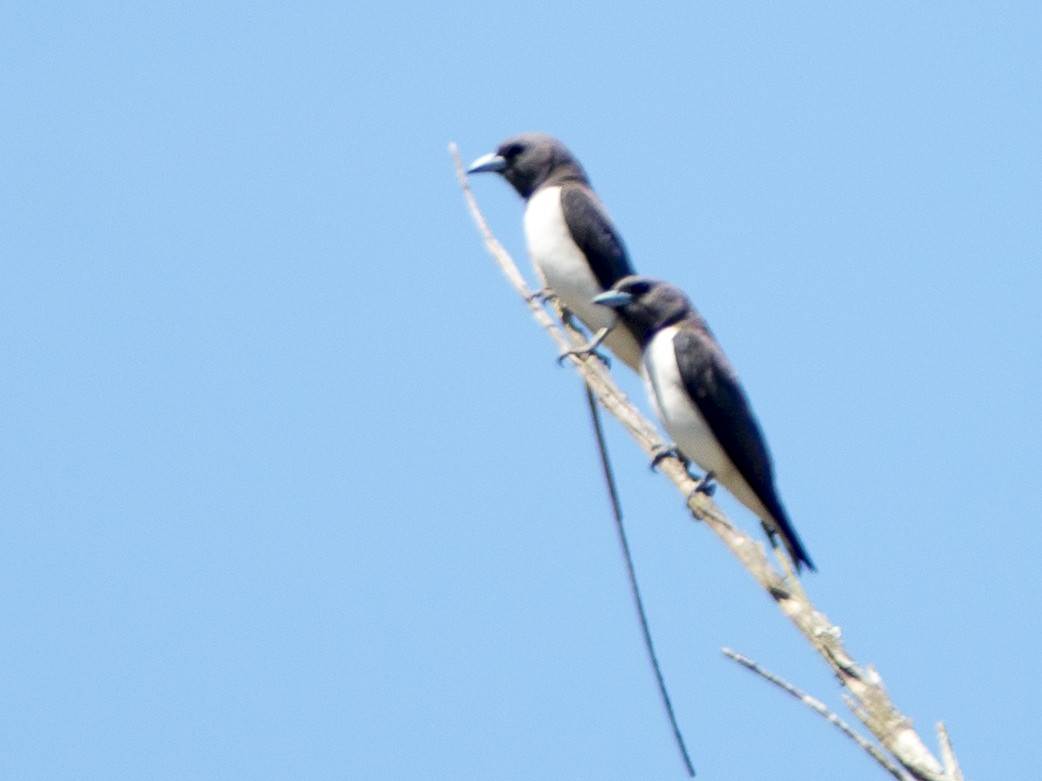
[
  {"xmin": 449, "ymin": 142, "xmax": 962, "ymax": 781},
  {"xmin": 723, "ymin": 647, "xmax": 910, "ymax": 780}
]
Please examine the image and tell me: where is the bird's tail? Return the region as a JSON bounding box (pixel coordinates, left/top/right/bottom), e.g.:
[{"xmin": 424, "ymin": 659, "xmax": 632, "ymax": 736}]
[{"xmin": 763, "ymin": 514, "xmax": 816, "ymax": 573}]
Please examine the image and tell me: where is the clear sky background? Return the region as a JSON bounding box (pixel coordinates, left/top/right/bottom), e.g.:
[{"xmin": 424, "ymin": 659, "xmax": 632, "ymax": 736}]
[{"xmin": 3, "ymin": 3, "xmax": 1040, "ymax": 779}]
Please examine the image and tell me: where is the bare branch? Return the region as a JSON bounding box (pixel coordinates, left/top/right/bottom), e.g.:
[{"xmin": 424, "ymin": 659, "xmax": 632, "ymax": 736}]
[
  {"xmin": 723, "ymin": 648, "xmax": 910, "ymax": 780},
  {"xmin": 937, "ymin": 722, "xmax": 964, "ymax": 781},
  {"xmin": 450, "ymin": 142, "xmax": 962, "ymax": 781}
]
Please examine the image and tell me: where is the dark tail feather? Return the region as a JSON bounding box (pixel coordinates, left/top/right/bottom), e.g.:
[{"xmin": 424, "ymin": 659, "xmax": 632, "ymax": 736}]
[
  {"xmin": 763, "ymin": 506, "xmax": 816, "ymax": 573},
  {"xmin": 782, "ymin": 525, "xmax": 816, "ymax": 573}
]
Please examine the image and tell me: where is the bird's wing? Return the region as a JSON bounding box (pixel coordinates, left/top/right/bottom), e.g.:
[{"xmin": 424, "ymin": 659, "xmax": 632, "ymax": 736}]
[
  {"xmin": 559, "ymin": 183, "xmax": 635, "ymax": 290},
  {"xmin": 673, "ymin": 328, "xmax": 815, "ymax": 570},
  {"xmin": 673, "ymin": 328, "xmax": 777, "ymax": 500}
]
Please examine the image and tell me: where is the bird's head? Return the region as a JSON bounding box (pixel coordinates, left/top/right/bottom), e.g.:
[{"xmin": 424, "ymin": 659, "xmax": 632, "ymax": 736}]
[
  {"xmin": 467, "ymin": 133, "xmax": 587, "ymax": 198},
  {"xmin": 592, "ymin": 276, "xmax": 694, "ymax": 345}
]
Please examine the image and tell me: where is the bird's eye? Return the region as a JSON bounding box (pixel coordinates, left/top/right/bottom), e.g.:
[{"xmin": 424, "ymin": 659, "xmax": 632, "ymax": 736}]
[
  {"xmin": 501, "ymin": 143, "xmax": 525, "ymax": 159},
  {"xmin": 629, "ymin": 281, "xmax": 650, "ymax": 296}
]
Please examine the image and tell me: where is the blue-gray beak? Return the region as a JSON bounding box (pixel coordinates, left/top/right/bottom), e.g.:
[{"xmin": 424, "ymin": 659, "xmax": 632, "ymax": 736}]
[
  {"xmin": 467, "ymin": 152, "xmax": 508, "ymax": 174},
  {"xmin": 592, "ymin": 290, "xmax": 633, "ymax": 309}
]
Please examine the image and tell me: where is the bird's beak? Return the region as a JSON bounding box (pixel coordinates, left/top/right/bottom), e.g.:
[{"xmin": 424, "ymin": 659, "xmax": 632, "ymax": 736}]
[
  {"xmin": 592, "ymin": 290, "xmax": 633, "ymax": 309},
  {"xmin": 467, "ymin": 152, "xmax": 508, "ymax": 174}
]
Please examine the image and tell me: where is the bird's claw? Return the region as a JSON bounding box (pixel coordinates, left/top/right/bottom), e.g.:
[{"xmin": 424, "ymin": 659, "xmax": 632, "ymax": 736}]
[
  {"xmin": 650, "ymin": 443, "xmax": 682, "ymax": 472},
  {"xmin": 557, "ymin": 323, "xmax": 614, "ymax": 368},
  {"xmin": 556, "ymin": 346, "xmax": 611, "ymax": 368},
  {"xmin": 651, "ymin": 446, "xmax": 712, "ymax": 494},
  {"xmin": 526, "ymin": 287, "xmax": 556, "ymax": 304},
  {"xmin": 687, "ymin": 471, "xmax": 717, "ymax": 499}
]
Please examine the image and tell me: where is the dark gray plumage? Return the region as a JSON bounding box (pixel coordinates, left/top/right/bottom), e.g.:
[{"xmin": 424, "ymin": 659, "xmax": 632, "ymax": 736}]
[
  {"xmin": 594, "ymin": 276, "xmax": 815, "ymax": 572},
  {"xmin": 468, "ymin": 133, "xmax": 642, "ymax": 370}
]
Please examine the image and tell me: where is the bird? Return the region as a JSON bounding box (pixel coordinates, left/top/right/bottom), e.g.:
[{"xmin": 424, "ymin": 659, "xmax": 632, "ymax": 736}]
[
  {"xmin": 467, "ymin": 133, "xmax": 643, "ymax": 370},
  {"xmin": 592, "ymin": 276, "xmax": 815, "ymax": 572}
]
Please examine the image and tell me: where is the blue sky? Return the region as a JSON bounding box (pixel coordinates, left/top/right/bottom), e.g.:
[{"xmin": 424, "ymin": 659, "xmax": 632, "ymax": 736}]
[{"xmin": 3, "ymin": 3, "xmax": 1040, "ymax": 778}]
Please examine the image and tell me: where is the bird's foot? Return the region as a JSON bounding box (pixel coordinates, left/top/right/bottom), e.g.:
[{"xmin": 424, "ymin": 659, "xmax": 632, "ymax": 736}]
[
  {"xmin": 526, "ymin": 287, "xmax": 556, "ymax": 304},
  {"xmin": 650, "ymin": 443, "xmax": 684, "ymax": 472},
  {"xmin": 556, "ymin": 324, "xmax": 613, "ymax": 368},
  {"xmin": 687, "ymin": 471, "xmax": 717, "ymax": 499},
  {"xmin": 651, "ymin": 445, "xmax": 713, "ymax": 489},
  {"xmin": 556, "ymin": 343, "xmax": 612, "ymax": 368}
]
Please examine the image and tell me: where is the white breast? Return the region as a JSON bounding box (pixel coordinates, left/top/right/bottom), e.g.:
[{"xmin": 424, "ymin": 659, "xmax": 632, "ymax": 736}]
[
  {"xmin": 643, "ymin": 327, "xmax": 772, "ymax": 520},
  {"xmin": 524, "ymin": 186, "xmax": 642, "ymax": 370},
  {"xmin": 524, "ymin": 187, "xmax": 606, "ymax": 325}
]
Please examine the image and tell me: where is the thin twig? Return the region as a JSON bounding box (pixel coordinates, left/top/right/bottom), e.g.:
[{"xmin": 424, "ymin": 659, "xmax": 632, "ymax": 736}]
[
  {"xmin": 723, "ymin": 648, "xmax": 910, "ymax": 780},
  {"xmin": 937, "ymin": 722, "xmax": 964, "ymax": 781},
  {"xmin": 450, "ymin": 142, "xmax": 959, "ymax": 781}
]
